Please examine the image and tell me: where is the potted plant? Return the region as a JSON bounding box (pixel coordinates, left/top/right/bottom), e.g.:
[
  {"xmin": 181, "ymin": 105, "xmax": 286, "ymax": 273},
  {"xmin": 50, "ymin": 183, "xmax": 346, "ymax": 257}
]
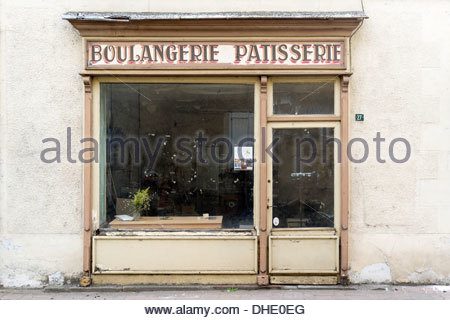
[{"xmin": 131, "ymin": 187, "xmax": 152, "ymax": 220}]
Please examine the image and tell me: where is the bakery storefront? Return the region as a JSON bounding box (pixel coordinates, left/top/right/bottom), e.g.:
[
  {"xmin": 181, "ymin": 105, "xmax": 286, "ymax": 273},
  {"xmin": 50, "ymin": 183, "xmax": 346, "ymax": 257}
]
[{"xmin": 63, "ymin": 12, "xmax": 366, "ymax": 285}]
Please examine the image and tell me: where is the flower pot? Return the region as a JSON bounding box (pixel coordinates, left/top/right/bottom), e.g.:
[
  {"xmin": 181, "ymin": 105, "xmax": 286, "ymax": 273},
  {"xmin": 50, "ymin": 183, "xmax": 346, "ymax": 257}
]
[{"xmin": 133, "ymin": 210, "xmax": 142, "ymax": 220}]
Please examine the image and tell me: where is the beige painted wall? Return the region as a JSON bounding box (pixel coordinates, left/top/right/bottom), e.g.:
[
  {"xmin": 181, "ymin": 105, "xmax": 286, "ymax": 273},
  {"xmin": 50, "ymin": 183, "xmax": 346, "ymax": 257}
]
[
  {"xmin": 348, "ymin": 0, "xmax": 450, "ymax": 284},
  {"xmin": 0, "ymin": 0, "xmax": 449, "ymax": 286}
]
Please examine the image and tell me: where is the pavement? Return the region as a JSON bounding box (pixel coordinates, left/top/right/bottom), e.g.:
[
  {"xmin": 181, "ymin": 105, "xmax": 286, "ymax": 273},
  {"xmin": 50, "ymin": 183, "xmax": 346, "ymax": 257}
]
[{"xmin": 1, "ymin": 285, "xmax": 450, "ymax": 300}]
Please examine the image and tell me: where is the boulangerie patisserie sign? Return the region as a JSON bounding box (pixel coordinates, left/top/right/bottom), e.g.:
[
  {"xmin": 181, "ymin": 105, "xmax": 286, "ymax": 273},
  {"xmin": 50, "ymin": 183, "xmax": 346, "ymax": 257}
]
[{"xmin": 86, "ymin": 40, "xmax": 346, "ymax": 69}]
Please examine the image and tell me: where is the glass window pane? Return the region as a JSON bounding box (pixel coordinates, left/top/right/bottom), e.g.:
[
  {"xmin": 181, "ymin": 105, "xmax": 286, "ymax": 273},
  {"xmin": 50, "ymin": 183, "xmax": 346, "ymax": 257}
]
[
  {"xmin": 272, "ymin": 128, "xmax": 335, "ymax": 228},
  {"xmin": 102, "ymin": 83, "xmax": 254, "ymax": 230},
  {"xmin": 273, "ymin": 82, "xmax": 334, "ymax": 115}
]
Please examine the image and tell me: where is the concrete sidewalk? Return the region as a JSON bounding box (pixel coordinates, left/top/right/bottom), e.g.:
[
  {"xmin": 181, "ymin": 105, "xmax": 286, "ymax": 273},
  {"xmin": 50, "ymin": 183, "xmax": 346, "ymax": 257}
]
[{"xmin": 1, "ymin": 285, "xmax": 449, "ymax": 300}]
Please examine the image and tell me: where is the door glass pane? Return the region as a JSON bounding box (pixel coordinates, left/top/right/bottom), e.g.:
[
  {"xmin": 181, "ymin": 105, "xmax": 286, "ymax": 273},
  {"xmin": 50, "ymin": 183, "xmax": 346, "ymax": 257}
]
[
  {"xmin": 272, "ymin": 128, "xmax": 335, "ymax": 228},
  {"xmin": 273, "ymin": 82, "xmax": 334, "ymax": 115},
  {"xmin": 103, "ymin": 83, "xmax": 254, "ymax": 230}
]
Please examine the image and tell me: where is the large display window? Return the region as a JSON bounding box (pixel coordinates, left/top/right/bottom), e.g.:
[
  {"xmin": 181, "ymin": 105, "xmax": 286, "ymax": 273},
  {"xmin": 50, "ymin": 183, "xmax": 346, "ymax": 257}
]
[{"xmin": 99, "ymin": 79, "xmax": 258, "ymax": 230}]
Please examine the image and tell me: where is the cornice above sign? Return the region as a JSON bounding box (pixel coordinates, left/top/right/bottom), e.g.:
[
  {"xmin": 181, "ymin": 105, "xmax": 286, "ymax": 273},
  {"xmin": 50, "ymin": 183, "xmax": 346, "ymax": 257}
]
[
  {"xmin": 63, "ymin": 11, "xmax": 366, "ymax": 37},
  {"xmin": 86, "ymin": 40, "xmax": 346, "ymax": 70}
]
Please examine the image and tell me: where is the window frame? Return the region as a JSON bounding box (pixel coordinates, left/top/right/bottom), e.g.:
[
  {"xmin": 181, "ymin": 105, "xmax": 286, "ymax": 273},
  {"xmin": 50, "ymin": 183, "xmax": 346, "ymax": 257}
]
[
  {"xmin": 268, "ymin": 76, "xmax": 341, "ymax": 120},
  {"xmin": 92, "ymin": 76, "xmax": 261, "ymax": 233}
]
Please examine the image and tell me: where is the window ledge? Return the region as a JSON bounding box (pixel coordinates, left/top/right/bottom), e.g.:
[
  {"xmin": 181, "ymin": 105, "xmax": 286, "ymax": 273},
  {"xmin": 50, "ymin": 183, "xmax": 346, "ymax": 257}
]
[{"xmin": 98, "ymin": 228, "xmax": 256, "ymax": 237}]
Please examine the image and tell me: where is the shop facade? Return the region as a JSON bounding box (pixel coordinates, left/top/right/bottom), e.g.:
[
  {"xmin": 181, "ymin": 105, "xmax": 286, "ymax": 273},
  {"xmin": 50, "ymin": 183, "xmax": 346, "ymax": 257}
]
[
  {"xmin": 1, "ymin": 1, "xmax": 450, "ymax": 287},
  {"xmin": 60, "ymin": 12, "xmax": 366, "ymax": 285}
]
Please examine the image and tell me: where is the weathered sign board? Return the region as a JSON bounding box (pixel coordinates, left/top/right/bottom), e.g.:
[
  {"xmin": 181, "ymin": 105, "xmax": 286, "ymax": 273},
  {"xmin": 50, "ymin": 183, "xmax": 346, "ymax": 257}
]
[{"xmin": 86, "ymin": 40, "xmax": 346, "ymax": 69}]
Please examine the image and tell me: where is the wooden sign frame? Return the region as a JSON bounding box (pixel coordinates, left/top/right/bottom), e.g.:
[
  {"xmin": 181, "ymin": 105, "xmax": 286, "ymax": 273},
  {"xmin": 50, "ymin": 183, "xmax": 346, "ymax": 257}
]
[{"xmin": 84, "ymin": 39, "xmax": 346, "ymax": 71}]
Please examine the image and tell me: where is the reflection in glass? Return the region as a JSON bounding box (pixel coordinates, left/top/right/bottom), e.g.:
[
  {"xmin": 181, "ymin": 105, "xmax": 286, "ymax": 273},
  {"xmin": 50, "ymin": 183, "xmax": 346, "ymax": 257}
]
[
  {"xmin": 272, "ymin": 128, "xmax": 335, "ymax": 228},
  {"xmin": 273, "ymin": 82, "xmax": 334, "ymax": 115},
  {"xmin": 103, "ymin": 83, "xmax": 254, "ymax": 229}
]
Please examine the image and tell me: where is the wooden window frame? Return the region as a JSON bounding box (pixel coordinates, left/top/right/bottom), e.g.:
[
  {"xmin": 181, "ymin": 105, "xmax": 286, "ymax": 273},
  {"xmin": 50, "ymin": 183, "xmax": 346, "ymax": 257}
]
[{"xmin": 82, "ymin": 73, "xmax": 350, "ymax": 284}]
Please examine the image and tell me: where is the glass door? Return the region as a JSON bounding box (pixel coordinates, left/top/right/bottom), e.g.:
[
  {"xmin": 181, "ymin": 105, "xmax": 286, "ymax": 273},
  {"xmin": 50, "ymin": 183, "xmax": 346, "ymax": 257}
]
[
  {"xmin": 268, "ymin": 123, "xmax": 340, "ymax": 231},
  {"xmin": 265, "ymin": 76, "xmax": 342, "ymax": 283},
  {"xmin": 267, "ymin": 122, "xmax": 341, "ymax": 280}
]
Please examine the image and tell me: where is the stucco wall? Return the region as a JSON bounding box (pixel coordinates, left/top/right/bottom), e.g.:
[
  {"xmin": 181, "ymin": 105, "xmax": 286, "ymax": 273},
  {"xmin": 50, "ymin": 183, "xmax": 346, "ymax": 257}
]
[
  {"xmin": 348, "ymin": 0, "xmax": 450, "ymax": 284},
  {"xmin": 0, "ymin": 0, "xmax": 449, "ymax": 287}
]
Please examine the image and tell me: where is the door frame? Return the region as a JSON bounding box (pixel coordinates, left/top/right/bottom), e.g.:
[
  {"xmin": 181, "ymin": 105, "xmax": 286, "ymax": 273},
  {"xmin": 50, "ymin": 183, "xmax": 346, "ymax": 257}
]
[{"xmin": 258, "ymin": 76, "xmax": 350, "ymax": 284}]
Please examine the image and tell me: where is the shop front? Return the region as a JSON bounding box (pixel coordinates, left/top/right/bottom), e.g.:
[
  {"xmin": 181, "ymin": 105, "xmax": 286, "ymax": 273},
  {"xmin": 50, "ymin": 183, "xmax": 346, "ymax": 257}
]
[{"xmin": 63, "ymin": 12, "xmax": 366, "ymax": 285}]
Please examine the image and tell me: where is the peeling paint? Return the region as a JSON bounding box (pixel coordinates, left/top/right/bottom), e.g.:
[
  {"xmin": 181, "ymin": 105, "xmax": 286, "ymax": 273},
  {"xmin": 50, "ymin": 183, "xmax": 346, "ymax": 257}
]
[
  {"xmin": 0, "ymin": 238, "xmax": 22, "ymax": 252},
  {"xmin": 61, "ymin": 11, "xmax": 368, "ymax": 22},
  {"xmin": 48, "ymin": 272, "xmax": 64, "ymax": 286},
  {"xmin": 350, "ymin": 263, "xmax": 393, "ymax": 283},
  {"xmin": 407, "ymin": 269, "xmax": 441, "ymax": 284},
  {"xmin": 0, "ymin": 273, "xmax": 43, "ymax": 288},
  {"xmin": 102, "ymin": 230, "xmax": 255, "ymax": 237}
]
